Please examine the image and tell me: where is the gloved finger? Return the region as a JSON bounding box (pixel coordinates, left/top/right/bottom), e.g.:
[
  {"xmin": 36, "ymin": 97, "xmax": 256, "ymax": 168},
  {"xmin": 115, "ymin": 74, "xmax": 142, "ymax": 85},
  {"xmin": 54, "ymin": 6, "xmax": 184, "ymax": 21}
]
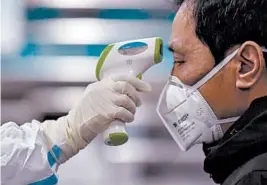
[
  {"xmin": 113, "ymin": 94, "xmax": 136, "ymax": 115},
  {"xmin": 113, "ymin": 81, "xmax": 142, "ymax": 107},
  {"xmin": 112, "ymin": 107, "xmax": 135, "ymax": 123},
  {"xmin": 112, "ymin": 75, "xmax": 152, "ymax": 92}
]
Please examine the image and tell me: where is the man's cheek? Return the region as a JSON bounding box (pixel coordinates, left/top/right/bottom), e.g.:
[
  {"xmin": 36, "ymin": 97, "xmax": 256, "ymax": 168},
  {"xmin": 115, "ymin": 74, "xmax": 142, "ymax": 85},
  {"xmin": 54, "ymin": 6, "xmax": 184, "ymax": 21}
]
[{"xmin": 172, "ymin": 64, "xmax": 202, "ymax": 85}]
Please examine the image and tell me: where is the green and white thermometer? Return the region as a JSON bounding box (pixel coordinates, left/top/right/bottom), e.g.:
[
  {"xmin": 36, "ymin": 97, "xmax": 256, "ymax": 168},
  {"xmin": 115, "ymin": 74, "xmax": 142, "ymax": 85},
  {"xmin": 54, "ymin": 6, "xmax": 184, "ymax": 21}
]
[{"xmin": 96, "ymin": 37, "xmax": 163, "ymax": 146}]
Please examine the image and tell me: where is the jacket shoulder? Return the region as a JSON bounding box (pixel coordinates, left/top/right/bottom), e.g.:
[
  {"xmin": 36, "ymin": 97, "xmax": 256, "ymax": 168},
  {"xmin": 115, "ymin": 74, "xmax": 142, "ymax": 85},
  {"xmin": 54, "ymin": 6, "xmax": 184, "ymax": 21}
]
[
  {"xmin": 223, "ymin": 153, "xmax": 267, "ymax": 185},
  {"xmin": 236, "ymin": 170, "xmax": 267, "ymax": 185}
]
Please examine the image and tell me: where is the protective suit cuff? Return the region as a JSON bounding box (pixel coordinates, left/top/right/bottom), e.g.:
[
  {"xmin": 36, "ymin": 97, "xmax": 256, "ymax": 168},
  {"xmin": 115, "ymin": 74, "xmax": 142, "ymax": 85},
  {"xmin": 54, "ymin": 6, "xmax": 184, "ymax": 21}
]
[
  {"xmin": 47, "ymin": 145, "xmax": 62, "ymax": 167},
  {"xmin": 28, "ymin": 173, "xmax": 58, "ymax": 185}
]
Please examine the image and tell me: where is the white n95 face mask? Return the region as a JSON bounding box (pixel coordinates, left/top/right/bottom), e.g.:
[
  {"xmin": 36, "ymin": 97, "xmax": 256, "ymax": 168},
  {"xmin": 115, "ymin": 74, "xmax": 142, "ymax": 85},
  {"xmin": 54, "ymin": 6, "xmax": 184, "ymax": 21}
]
[
  {"xmin": 194, "ymin": 124, "xmax": 224, "ymax": 144},
  {"xmin": 156, "ymin": 48, "xmax": 242, "ymax": 151}
]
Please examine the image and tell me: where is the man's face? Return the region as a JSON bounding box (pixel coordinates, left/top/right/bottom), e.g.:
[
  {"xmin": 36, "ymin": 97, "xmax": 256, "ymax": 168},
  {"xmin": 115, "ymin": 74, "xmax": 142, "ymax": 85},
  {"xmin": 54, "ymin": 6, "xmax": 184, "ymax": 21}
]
[
  {"xmin": 169, "ymin": 3, "xmax": 241, "ymax": 119},
  {"xmin": 169, "ymin": 4, "xmax": 214, "ymax": 86}
]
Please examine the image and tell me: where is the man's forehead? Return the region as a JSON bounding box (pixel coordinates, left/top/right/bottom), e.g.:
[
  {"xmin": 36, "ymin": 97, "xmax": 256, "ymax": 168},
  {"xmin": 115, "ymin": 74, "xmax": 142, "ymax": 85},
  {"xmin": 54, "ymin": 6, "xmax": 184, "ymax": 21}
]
[
  {"xmin": 169, "ymin": 3, "xmax": 197, "ymax": 52},
  {"xmin": 169, "ymin": 26, "xmax": 196, "ymax": 53}
]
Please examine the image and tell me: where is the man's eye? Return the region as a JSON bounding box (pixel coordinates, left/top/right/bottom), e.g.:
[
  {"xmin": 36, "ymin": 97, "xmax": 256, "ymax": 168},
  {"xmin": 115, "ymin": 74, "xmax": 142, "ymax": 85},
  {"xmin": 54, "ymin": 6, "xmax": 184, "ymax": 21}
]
[
  {"xmin": 168, "ymin": 47, "xmax": 174, "ymax": 53},
  {"xmin": 173, "ymin": 61, "xmax": 185, "ymax": 64}
]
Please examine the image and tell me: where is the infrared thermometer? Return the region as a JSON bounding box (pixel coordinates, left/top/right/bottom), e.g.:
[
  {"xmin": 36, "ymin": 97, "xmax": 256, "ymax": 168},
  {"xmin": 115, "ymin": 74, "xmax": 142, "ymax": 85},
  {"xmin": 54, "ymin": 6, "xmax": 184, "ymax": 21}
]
[{"xmin": 95, "ymin": 37, "xmax": 163, "ymax": 146}]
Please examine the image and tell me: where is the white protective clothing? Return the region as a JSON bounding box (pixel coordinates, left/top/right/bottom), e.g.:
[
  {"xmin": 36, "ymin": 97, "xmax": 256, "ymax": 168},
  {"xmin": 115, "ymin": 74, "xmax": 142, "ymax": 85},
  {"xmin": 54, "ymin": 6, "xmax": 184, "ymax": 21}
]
[{"xmin": 1, "ymin": 75, "xmax": 151, "ymax": 185}]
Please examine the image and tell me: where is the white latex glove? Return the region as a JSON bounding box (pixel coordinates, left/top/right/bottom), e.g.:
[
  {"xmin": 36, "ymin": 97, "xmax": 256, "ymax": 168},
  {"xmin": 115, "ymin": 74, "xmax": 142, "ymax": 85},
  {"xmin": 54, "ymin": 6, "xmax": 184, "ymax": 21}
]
[{"xmin": 42, "ymin": 75, "xmax": 151, "ymax": 164}]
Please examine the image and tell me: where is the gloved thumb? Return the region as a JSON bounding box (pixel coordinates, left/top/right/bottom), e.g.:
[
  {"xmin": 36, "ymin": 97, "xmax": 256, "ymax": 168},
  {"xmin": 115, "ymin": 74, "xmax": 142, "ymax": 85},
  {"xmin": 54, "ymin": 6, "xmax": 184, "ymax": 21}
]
[{"xmin": 112, "ymin": 75, "xmax": 152, "ymax": 92}]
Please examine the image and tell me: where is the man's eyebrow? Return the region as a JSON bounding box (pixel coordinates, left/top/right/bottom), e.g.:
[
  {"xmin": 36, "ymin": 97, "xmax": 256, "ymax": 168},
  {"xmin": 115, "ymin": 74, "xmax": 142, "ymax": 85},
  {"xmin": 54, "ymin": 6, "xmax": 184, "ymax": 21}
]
[{"xmin": 168, "ymin": 41, "xmax": 185, "ymax": 53}]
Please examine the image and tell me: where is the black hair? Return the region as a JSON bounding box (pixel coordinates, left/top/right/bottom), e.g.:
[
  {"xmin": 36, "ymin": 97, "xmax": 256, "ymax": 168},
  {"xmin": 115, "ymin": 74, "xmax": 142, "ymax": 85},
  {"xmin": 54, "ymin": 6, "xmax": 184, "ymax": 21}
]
[{"xmin": 175, "ymin": 0, "xmax": 267, "ymax": 64}]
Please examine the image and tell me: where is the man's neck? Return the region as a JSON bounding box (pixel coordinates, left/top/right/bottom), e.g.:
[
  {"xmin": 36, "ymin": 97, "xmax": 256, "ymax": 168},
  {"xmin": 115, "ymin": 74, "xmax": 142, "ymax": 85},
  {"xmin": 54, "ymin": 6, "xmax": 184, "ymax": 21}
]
[
  {"xmin": 221, "ymin": 93, "xmax": 267, "ymax": 133},
  {"xmin": 221, "ymin": 122, "xmax": 233, "ymax": 133}
]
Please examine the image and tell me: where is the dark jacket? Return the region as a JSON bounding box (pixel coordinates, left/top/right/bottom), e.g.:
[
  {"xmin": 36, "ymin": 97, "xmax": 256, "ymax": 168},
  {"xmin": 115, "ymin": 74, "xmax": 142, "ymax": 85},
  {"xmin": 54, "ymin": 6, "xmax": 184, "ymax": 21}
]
[{"xmin": 203, "ymin": 96, "xmax": 267, "ymax": 185}]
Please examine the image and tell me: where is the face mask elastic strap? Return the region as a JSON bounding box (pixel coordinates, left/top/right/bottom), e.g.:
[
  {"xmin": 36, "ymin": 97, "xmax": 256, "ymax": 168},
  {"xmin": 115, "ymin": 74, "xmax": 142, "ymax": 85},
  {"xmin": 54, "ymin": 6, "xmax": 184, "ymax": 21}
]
[
  {"xmin": 212, "ymin": 116, "xmax": 240, "ymax": 126},
  {"xmin": 190, "ymin": 47, "xmax": 267, "ymax": 91},
  {"xmin": 192, "ymin": 49, "xmax": 240, "ymax": 91}
]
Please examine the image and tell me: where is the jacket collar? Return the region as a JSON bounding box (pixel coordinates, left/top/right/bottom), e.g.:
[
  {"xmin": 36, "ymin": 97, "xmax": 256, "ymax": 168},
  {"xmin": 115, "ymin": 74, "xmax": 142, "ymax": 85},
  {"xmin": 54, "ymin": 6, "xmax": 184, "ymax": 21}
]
[{"xmin": 203, "ymin": 96, "xmax": 267, "ymax": 184}]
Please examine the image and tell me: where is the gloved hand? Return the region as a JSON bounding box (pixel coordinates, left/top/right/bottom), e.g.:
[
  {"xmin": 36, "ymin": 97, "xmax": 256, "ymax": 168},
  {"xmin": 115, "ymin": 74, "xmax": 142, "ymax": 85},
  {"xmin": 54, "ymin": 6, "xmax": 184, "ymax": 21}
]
[{"xmin": 42, "ymin": 75, "xmax": 151, "ymax": 164}]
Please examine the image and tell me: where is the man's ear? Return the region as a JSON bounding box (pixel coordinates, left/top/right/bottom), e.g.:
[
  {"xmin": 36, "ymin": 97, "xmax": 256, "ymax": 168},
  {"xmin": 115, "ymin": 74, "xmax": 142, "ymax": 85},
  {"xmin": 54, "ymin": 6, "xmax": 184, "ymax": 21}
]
[{"xmin": 235, "ymin": 41, "xmax": 265, "ymax": 89}]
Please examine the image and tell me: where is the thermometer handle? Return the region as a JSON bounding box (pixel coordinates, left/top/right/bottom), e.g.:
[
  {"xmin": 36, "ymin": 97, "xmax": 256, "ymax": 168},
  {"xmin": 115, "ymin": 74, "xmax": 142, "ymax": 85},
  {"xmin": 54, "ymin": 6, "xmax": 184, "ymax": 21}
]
[{"xmin": 103, "ymin": 120, "xmax": 128, "ymax": 146}]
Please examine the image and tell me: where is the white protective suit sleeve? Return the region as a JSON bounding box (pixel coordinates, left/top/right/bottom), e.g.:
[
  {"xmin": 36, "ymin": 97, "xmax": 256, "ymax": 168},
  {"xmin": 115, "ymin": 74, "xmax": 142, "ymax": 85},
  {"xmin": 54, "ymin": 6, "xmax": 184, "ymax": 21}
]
[
  {"xmin": 1, "ymin": 76, "xmax": 151, "ymax": 185},
  {"xmin": 1, "ymin": 121, "xmax": 59, "ymax": 185}
]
